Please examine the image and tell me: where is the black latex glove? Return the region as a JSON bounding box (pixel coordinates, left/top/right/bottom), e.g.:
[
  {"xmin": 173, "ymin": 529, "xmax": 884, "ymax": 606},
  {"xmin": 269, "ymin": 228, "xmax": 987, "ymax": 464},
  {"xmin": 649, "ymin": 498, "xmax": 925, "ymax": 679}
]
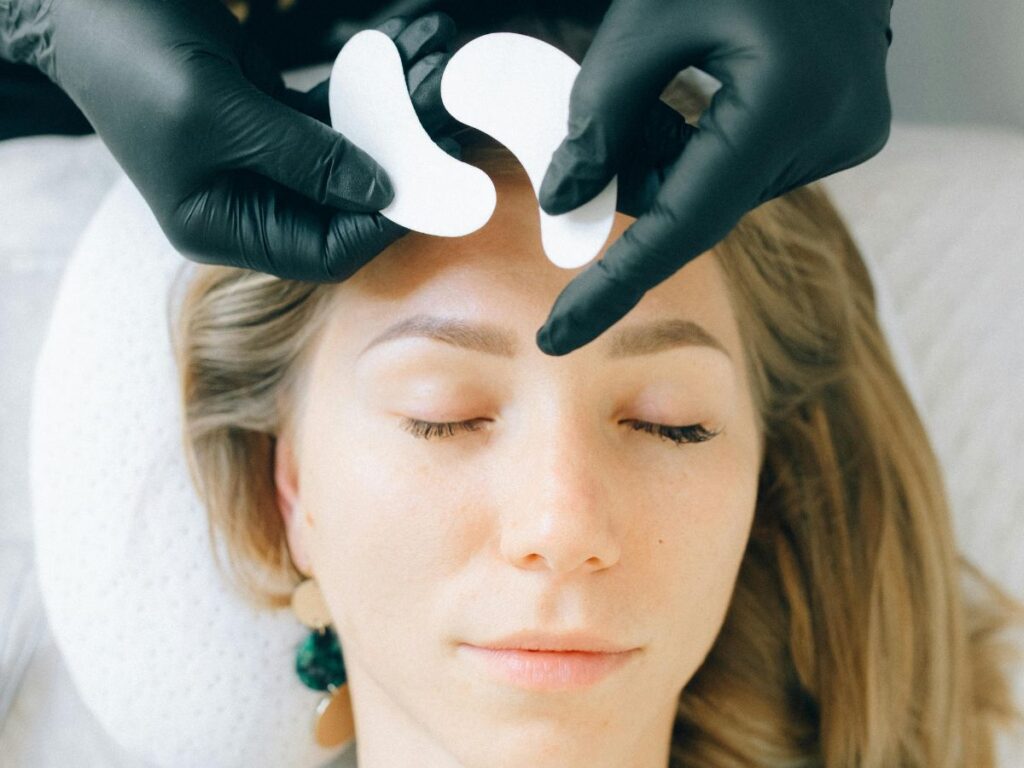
[
  {"xmin": 535, "ymin": 0, "xmax": 894, "ymax": 355},
  {"xmin": 0, "ymin": 0, "xmax": 456, "ymax": 280}
]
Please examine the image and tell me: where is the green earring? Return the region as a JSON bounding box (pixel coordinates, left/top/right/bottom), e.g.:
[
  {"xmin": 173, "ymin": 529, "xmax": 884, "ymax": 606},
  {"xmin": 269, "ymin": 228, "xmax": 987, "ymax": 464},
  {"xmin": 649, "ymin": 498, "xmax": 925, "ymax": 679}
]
[{"xmin": 291, "ymin": 577, "xmax": 354, "ymax": 748}]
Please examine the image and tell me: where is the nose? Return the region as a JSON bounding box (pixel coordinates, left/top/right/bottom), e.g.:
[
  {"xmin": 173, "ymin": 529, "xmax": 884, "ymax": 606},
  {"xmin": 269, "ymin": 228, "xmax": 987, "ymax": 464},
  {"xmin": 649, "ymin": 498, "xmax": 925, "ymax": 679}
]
[{"xmin": 499, "ymin": 412, "xmax": 623, "ymax": 575}]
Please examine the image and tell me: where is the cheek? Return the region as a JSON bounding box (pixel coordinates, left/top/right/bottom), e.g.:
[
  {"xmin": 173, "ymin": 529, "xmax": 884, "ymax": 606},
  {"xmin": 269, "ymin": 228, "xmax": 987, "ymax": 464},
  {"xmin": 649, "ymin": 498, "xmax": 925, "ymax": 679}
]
[
  {"xmin": 658, "ymin": 467, "xmax": 757, "ymax": 615},
  {"xmin": 298, "ymin": 411, "xmax": 474, "ymax": 648},
  {"xmin": 640, "ymin": 427, "xmax": 761, "ymax": 679}
]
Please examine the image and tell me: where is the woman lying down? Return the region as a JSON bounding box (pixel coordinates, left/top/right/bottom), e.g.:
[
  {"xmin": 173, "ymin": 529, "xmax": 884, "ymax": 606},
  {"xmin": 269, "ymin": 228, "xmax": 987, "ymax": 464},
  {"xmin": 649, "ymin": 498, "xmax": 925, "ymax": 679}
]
[{"xmin": 173, "ymin": 82, "xmax": 1023, "ymax": 768}]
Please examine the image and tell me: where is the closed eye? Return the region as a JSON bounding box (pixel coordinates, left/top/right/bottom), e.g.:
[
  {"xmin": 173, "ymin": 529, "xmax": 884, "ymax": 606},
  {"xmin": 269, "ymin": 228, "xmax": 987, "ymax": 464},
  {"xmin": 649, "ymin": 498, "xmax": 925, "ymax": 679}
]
[
  {"xmin": 399, "ymin": 417, "xmax": 721, "ymax": 446},
  {"xmin": 400, "ymin": 417, "xmax": 490, "ymax": 440},
  {"xmin": 625, "ymin": 420, "xmax": 721, "ymax": 445}
]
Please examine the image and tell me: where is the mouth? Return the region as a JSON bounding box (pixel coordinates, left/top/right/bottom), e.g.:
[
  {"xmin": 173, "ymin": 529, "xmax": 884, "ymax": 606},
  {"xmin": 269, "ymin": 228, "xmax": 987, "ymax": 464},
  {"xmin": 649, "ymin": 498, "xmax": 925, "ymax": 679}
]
[{"xmin": 458, "ymin": 644, "xmax": 638, "ymax": 691}]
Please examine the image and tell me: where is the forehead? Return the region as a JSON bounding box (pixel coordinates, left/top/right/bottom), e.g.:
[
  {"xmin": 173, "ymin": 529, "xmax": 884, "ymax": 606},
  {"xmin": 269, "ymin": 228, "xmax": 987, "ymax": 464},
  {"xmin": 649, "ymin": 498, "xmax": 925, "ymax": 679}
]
[{"xmin": 330, "ymin": 172, "xmax": 742, "ymax": 362}]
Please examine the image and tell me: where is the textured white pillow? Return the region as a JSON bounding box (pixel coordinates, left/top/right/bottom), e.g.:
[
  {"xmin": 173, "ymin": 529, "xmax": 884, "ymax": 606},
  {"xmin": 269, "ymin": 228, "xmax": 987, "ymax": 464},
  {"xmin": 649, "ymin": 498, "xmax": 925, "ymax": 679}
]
[
  {"xmin": 29, "ymin": 122, "xmax": 1024, "ymax": 767},
  {"xmin": 29, "ymin": 178, "xmax": 355, "ymax": 768}
]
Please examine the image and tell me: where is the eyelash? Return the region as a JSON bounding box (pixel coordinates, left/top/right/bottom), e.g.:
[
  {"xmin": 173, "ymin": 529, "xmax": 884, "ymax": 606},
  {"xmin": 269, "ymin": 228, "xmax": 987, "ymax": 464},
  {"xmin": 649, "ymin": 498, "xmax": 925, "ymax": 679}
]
[{"xmin": 399, "ymin": 417, "xmax": 721, "ymax": 446}]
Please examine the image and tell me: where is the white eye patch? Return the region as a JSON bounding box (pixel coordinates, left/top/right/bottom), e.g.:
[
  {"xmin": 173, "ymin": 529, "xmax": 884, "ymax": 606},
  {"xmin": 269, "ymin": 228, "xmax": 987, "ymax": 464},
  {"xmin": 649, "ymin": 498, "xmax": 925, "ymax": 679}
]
[
  {"xmin": 329, "ymin": 30, "xmax": 496, "ymax": 237},
  {"xmin": 440, "ymin": 33, "xmax": 618, "ymax": 268},
  {"xmin": 329, "ymin": 30, "xmax": 618, "ymax": 268}
]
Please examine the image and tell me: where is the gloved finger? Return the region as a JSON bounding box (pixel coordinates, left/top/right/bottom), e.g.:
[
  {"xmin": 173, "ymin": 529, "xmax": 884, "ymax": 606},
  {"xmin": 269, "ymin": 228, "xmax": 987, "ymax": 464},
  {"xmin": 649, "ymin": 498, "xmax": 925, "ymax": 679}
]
[
  {"xmin": 392, "ymin": 11, "xmax": 456, "ymax": 64},
  {"xmin": 278, "ymin": 48, "xmax": 453, "ymax": 138},
  {"xmin": 237, "ymin": 16, "xmax": 456, "ymax": 142},
  {"xmin": 640, "ymin": 100, "xmax": 698, "ymax": 169},
  {"xmin": 537, "ymin": 19, "xmax": 701, "ymax": 217},
  {"xmin": 615, "ymin": 101, "xmax": 697, "ymax": 217},
  {"xmin": 279, "ymin": 82, "xmax": 330, "ymax": 125},
  {"xmin": 407, "ymin": 52, "xmax": 457, "ymax": 137},
  {"xmin": 221, "ymin": 85, "xmax": 395, "ymax": 212},
  {"xmin": 170, "ymin": 171, "xmax": 406, "ymax": 281},
  {"xmin": 536, "ymin": 103, "xmax": 771, "ymax": 356},
  {"xmin": 372, "ymin": 15, "xmax": 408, "ymax": 40},
  {"xmin": 374, "ymin": 12, "xmax": 456, "ymax": 65}
]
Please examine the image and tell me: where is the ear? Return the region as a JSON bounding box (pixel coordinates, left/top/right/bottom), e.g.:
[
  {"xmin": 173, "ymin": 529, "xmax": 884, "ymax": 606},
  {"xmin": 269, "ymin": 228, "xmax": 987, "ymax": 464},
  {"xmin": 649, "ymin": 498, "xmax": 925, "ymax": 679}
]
[{"xmin": 274, "ymin": 431, "xmax": 314, "ymax": 577}]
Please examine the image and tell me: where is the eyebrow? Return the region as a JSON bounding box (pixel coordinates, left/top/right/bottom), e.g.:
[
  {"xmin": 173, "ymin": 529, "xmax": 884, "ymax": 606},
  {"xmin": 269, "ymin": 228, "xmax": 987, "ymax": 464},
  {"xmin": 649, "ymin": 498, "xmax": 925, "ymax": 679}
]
[{"xmin": 358, "ymin": 313, "xmax": 731, "ymax": 360}]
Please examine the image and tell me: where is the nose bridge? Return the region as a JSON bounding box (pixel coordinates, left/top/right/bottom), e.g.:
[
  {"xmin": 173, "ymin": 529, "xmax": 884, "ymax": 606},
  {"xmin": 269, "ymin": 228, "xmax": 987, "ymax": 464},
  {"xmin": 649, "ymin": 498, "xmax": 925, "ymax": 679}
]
[
  {"xmin": 498, "ymin": 382, "xmax": 623, "ymax": 574},
  {"xmin": 539, "ymin": 401, "xmax": 602, "ymax": 510}
]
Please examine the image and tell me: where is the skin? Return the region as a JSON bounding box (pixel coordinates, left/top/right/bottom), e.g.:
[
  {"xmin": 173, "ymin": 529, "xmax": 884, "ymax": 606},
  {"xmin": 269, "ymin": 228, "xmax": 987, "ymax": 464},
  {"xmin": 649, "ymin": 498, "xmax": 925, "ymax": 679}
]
[{"xmin": 274, "ymin": 164, "xmax": 764, "ymax": 768}]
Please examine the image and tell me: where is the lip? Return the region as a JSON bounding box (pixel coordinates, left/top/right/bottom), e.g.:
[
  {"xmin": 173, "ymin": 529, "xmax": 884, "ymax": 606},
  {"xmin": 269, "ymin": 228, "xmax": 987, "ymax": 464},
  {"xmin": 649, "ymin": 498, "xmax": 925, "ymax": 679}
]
[
  {"xmin": 458, "ymin": 644, "xmax": 639, "ymax": 690},
  {"xmin": 469, "ymin": 630, "xmax": 638, "ymax": 654}
]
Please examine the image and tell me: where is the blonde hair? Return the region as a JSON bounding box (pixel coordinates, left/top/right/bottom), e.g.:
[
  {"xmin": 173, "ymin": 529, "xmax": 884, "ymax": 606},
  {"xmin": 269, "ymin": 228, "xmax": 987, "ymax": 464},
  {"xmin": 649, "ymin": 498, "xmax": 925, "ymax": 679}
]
[{"xmin": 173, "ymin": 105, "xmax": 1023, "ymax": 767}]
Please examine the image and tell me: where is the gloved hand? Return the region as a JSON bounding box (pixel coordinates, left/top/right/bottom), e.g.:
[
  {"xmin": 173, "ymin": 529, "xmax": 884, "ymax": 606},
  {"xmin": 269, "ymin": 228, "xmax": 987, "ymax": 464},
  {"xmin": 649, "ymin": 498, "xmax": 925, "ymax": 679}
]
[
  {"xmin": 536, "ymin": 0, "xmax": 893, "ymax": 355},
  {"xmin": 0, "ymin": 0, "xmax": 456, "ymax": 280}
]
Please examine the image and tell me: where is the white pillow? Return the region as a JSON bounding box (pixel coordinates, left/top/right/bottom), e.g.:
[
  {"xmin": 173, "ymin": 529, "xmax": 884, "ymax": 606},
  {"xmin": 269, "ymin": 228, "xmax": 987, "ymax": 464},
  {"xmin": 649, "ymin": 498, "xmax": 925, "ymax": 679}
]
[
  {"xmin": 30, "ymin": 178, "xmax": 354, "ymax": 768},
  {"xmin": 29, "ymin": 122, "xmax": 1024, "ymax": 767}
]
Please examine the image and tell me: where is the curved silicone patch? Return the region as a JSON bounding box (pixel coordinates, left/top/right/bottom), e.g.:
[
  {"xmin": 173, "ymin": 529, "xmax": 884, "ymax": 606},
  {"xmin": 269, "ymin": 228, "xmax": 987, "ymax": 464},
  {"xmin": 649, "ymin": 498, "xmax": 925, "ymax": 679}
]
[
  {"xmin": 441, "ymin": 33, "xmax": 618, "ymax": 269},
  {"xmin": 329, "ymin": 30, "xmax": 496, "ymax": 237}
]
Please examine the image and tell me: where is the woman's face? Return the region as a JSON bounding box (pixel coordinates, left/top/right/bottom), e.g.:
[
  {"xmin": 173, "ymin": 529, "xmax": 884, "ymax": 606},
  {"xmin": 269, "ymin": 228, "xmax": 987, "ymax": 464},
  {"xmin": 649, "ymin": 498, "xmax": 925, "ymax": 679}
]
[{"xmin": 276, "ymin": 166, "xmax": 764, "ymax": 768}]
